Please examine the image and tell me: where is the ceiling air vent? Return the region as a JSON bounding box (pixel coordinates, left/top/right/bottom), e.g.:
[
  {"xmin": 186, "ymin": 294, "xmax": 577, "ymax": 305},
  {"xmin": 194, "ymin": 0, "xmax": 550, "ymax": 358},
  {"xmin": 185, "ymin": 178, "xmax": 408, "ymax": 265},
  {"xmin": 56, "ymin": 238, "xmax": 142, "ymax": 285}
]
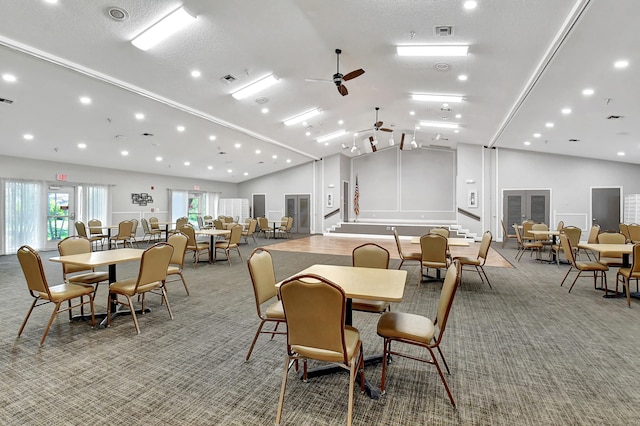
[
  {"xmin": 106, "ymin": 7, "xmax": 129, "ymax": 21},
  {"xmin": 607, "ymin": 115, "xmax": 623, "ymax": 120},
  {"xmin": 434, "ymin": 26, "xmax": 454, "ymax": 37},
  {"xmin": 0, "ymin": 97, "xmax": 14, "ymax": 104},
  {"xmin": 141, "ymin": 133, "xmax": 154, "ymax": 137},
  {"xmin": 220, "ymin": 74, "xmax": 237, "ymax": 84},
  {"xmin": 568, "ymin": 138, "xmax": 580, "ymax": 142}
]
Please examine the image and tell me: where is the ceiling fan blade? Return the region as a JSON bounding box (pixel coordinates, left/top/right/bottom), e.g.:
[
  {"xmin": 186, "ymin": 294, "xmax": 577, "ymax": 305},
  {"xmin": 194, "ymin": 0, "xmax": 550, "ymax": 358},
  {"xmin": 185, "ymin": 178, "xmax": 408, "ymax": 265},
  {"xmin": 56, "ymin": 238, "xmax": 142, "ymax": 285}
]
[
  {"xmin": 342, "ymin": 69, "xmax": 365, "ymax": 81},
  {"xmin": 375, "ymin": 121, "xmax": 384, "ymax": 129},
  {"xmin": 379, "ymin": 128, "xmax": 393, "ymax": 132},
  {"xmin": 369, "ymin": 136, "xmax": 377, "ymax": 152},
  {"xmin": 400, "ymin": 133, "xmax": 406, "ymax": 150},
  {"xmin": 305, "ymin": 78, "xmax": 332, "ymax": 83},
  {"xmin": 338, "ymin": 85, "xmax": 348, "ymax": 96}
]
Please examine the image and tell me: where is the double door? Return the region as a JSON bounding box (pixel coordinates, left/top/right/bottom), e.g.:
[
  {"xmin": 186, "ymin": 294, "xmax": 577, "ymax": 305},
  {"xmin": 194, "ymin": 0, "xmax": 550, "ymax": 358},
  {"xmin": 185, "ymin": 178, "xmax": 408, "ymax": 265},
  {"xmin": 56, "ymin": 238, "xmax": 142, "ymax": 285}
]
[
  {"xmin": 284, "ymin": 194, "xmax": 310, "ymax": 234},
  {"xmin": 503, "ymin": 190, "xmax": 550, "ymax": 229}
]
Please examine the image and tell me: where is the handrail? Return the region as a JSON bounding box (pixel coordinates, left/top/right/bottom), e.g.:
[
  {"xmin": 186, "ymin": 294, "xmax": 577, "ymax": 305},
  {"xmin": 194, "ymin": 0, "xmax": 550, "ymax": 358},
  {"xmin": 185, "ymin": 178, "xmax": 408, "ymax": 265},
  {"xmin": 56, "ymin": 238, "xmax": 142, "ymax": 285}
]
[
  {"xmin": 324, "ymin": 209, "xmax": 340, "ymax": 219},
  {"xmin": 458, "ymin": 208, "xmax": 480, "ymax": 222}
]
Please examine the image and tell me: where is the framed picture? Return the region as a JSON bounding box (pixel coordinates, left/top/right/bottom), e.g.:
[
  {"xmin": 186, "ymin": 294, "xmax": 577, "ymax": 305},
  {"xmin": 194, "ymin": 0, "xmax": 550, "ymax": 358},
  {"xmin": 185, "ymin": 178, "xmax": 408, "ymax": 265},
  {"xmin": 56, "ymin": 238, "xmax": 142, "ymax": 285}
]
[
  {"xmin": 327, "ymin": 192, "xmax": 334, "ymax": 208},
  {"xmin": 468, "ymin": 190, "xmax": 478, "ymax": 208}
]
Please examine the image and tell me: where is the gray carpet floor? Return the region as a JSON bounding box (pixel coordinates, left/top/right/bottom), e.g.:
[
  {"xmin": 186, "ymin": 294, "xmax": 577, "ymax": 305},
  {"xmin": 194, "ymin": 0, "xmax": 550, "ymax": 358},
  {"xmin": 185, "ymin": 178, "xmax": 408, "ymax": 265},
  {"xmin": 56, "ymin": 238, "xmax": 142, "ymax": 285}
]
[{"xmin": 1, "ymin": 236, "xmax": 639, "ymax": 425}]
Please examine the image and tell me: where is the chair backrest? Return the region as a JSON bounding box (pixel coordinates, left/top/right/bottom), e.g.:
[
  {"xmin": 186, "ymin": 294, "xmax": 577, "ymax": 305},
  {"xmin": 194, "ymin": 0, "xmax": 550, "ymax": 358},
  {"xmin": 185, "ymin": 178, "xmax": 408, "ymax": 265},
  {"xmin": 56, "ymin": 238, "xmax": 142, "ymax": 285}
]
[
  {"xmin": 559, "ymin": 233, "xmax": 577, "ymax": 266},
  {"xmin": 149, "ymin": 217, "xmax": 159, "ymax": 230},
  {"xmin": 522, "ymin": 221, "xmax": 534, "ymax": 238},
  {"xmin": 556, "ymin": 220, "xmax": 565, "ymax": 231},
  {"xmin": 116, "ymin": 220, "xmax": 133, "ymax": 238},
  {"xmin": 286, "ymin": 217, "xmax": 293, "ymax": 231},
  {"xmin": 141, "ymin": 217, "xmax": 151, "ymax": 233},
  {"xmin": 213, "ymin": 219, "xmax": 224, "ymax": 230},
  {"xmin": 433, "ymin": 263, "xmax": 460, "ymax": 344},
  {"xmin": 627, "ymin": 224, "xmax": 640, "ymax": 242},
  {"xmin": 17, "ymin": 245, "xmax": 51, "ymax": 298},
  {"xmin": 393, "ymin": 229, "xmax": 405, "ymax": 257},
  {"xmin": 130, "ymin": 218, "xmax": 138, "ymax": 237},
  {"xmin": 429, "ymin": 228, "xmax": 450, "ymax": 238},
  {"xmin": 167, "ymin": 233, "xmax": 188, "ymax": 267},
  {"xmin": 224, "ymin": 216, "xmax": 234, "ymax": 223},
  {"xmin": 500, "ymin": 219, "xmax": 512, "ymax": 237},
  {"xmin": 203, "ymin": 215, "xmax": 213, "ymax": 221},
  {"xmin": 75, "ymin": 221, "xmax": 88, "ymax": 237},
  {"xmin": 514, "ymin": 224, "xmax": 524, "ymax": 245},
  {"xmin": 620, "ymin": 223, "xmax": 630, "ymax": 240},
  {"xmin": 247, "ymin": 248, "xmax": 278, "ymax": 308},
  {"xmin": 258, "ymin": 217, "xmax": 269, "ymax": 230},
  {"xmin": 477, "ymin": 231, "xmax": 492, "ymax": 263},
  {"xmin": 135, "ymin": 243, "xmax": 174, "ymax": 291},
  {"xmin": 531, "ymin": 223, "xmax": 548, "ymax": 231},
  {"xmin": 88, "ymin": 219, "xmax": 103, "ymax": 236},
  {"xmin": 420, "ymin": 234, "xmax": 448, "ymax": 264},
  {"xmin": 280, "ymin": 216, "xmax": 288, "ymax": 227},
  {"xmin": 197, "ymin": 216, "xmax": 205, "ymax": 229},
  {"xmin": 280, "ymin": 274, "xmax": 348, "ymax": 363},
  {"xmin": 229, "ymin": 225, "xmax": 243, "ymax": 245},
  {"xmin": 630, "ymin": 244, "xmax": 640, "ymax": 275},
  {"xmin": 179, "ymin": 225, "xmax": 197, "ymax": 247},
  {"xmin": 587, "ymin": 224, "xmax": 600, "ymax": 244},
  {"xmin": 597, "ymin": 232, "xmax": 626, "ymax": 244},
  {"xmin": 562, "ymin": 226, "xmax": 581, "ymax": 247},
  {"xmin": 175, "ymin": 217, "xmax": 189, "ymax": 229},
  {"xmin": 58, "ymin": 236, "xmax": 92, "ymax": 274},
  {"xmin": 247, "ymin": 219, "xmax": 258, "ymax": 233},
  {"xmin": 352, "ymin": 243, "xmax": 390, "ymax": 269}
]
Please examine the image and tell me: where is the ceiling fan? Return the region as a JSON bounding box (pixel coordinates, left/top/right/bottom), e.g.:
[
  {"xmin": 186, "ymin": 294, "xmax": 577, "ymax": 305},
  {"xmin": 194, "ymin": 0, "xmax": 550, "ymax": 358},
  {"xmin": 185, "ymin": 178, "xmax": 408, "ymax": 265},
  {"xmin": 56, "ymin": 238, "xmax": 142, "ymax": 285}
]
[{"xmin": 306, "ymin": 48, "xmax": 365, "ymax": 96}]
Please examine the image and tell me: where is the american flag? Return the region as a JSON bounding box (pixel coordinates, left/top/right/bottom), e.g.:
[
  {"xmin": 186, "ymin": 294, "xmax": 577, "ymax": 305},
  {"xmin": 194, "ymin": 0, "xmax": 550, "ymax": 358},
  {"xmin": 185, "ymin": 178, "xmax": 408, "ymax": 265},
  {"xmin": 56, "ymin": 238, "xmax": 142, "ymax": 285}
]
[{"xmin": 353, "ymin": 175, "xmax": 360, "ymax": 216}]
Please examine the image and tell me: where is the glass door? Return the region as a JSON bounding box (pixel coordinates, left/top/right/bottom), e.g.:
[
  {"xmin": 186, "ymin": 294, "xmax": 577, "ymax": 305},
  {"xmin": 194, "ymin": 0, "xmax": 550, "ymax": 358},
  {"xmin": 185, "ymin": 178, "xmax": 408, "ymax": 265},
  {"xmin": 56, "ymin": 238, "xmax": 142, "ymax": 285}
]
[{"xmin": 46, "ymin": 186, "xmax": 75, "ymax": 249}]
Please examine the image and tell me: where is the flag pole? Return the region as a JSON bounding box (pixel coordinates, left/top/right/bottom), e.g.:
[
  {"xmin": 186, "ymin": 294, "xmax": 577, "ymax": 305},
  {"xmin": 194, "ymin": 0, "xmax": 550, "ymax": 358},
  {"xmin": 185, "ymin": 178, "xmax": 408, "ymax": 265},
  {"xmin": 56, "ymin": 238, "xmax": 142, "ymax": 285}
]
[{"xmin": 353, "ymin": 175, "xmax": 360, "ymax": 223}]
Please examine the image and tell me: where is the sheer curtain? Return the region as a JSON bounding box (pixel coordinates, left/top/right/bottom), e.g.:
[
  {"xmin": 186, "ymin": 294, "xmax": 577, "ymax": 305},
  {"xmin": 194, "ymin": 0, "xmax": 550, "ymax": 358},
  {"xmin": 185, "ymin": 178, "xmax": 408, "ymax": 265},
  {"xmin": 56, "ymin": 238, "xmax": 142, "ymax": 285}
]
[
  {"xmin": 205, "ymin": 192, "xmax": 220, "ymax": 218},
  {"xmin": 77, "ymin": 184, "xmax": 111, "ymax": 224},
  {"xmin": 3, "ymin": 179, "xmax": 45, "ymax": 253},
  {"xmin": 170, "ymin": 190, "xmax": 189, "ymax": 222}
]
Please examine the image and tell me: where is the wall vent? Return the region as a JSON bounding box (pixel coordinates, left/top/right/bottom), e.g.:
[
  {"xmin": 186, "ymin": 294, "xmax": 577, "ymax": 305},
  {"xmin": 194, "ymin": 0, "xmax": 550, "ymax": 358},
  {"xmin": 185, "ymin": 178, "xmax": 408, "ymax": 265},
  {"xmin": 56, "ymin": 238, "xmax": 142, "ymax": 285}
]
[
  {"xmin": 434, "ymin": 26, "xmax": 453, "ymax": 37},
  {"xmin": 607, "ymin": 115, "xmax": 623, "ymax": 120},
  {"xmin": 0, "ymin": 97, "xmax": 14, "ymax": 104},
  {"xmin": 220, "ymin": 74, "xmax": 237, "ymax": 84}
]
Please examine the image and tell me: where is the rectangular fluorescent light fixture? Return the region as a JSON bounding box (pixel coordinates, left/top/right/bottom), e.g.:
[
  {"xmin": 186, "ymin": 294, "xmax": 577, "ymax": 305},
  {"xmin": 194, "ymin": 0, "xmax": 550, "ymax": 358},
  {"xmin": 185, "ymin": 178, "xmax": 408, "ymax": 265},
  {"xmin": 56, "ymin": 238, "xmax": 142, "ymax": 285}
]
[
  {"xmin": 131, "ymin": 6, "xmax": 196, "ymax": 51},
  {"xmin": 316, "ymin": 129, "xmax": 347, "ymax": 143},
  {"xmin": 419, "ymin": 121, "xmax": 459, "ymax": 129},
  {"xmin": 412, "ymin": 94, "xmax": 463, "ymax": 103},
  {"xmin": 231, "ymin": 74, "xmax": 280, "ymax": 100},
  {"xmin": 283, "ymin": 108, "xmax": 321, "ymax": 126},
  {"xmin": 397, "ymin": 45, "xmax": 469, "ymax": 57}
]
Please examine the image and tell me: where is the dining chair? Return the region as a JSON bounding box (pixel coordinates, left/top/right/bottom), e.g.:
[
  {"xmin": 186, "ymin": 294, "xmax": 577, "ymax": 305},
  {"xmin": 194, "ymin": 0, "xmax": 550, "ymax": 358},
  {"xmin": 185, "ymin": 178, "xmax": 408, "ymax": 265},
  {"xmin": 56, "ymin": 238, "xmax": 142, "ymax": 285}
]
[
  {"xmin": 57, "ymin": 236, "xmax": 109, "ymax": 313},
  {"xmin": 245, "ymin": 248, "xmax": 286, "ymax": 361},
  {"xmin": 241, "ymin": 218, "xmax": 258, "ymax": 244},
  {"xmin": 627, "ymin": 224, "xmax": 640, "ymax": 243},
  {"xmin": 257, "ymin": 217, "xmax": 270, "ymax": 239},
  {"xmin": 549, "ymin": 226, "xmax": 581, "ymax": 265},
  {"xmin": 500, "ymin": 219, "xmax": 517, "ymax": 248},
  {"xmin": 429, "ymin": 227, "xmax": 450, "ymax": 238},
  {"xmin": 420, "ymin": 233, "xmax": 449, "ymax": 283},
  {"xmin": 619, "ymin": 223, "xmax": 631, "ymax": 242},
  {"xmin": 514, "ymin": 225, "xmax": 543, "ymax": 261},
  {"xmin": 616, "ymin": 243, "xmax": 640, "ymax": 308},
  {"xmin": 277, "ymin": 274, "xmax": 365, "ymax": 426},
  {"xmin": 107, "ymin": 242, "xmax": 174, "ymax": 334},
  {"xmin": 351, "ymin": 243, "xmax": 391, "ymax": 313},
  {"xmin": 88, "ymin": 219, "xmax": 108, "ymax": 247},
  {"xmin": 169, "ymin": 216, "xmax": 189, "ymax": 236},
  {"xmin": 180, "ymin": 225, "xmax": 210, "ymax": 268},
  {"xmin": 581, "ymin": 224, "xmax": 601, "ymax": 260},
  {"xmin": 109, "ymin": 220, "xmax": 134, "ymax": 249},
  {"xmin": 213, "ymin": 219, "xmax": 225, "ymax": 230},
  {"xmin": 560, "ymin": 232, "xmax": 608, "ymax": 295},
  {"xmin": 75, "ymin": 220, "xmax": 104, "ymax": 250},
  {"xmin": 376, "ymin": 262, "xmax": 460, "ymax": 407},
  {"xmin": 141, "ymin": 218, "xmax": 162, "ymax": 245},
  {"xmin": 166, "ymin": 232, "xmax": 190, "ymax": 295},
  {"xmin": 17, "ymin": 245, "xmax": 96, "ymax": 346},
  {"xmin": 596, "ymin": 231, "xmax": 626, "ymax": 267},
  {"xmin": 453, "ymin": 230, "xmax": 492, "ymax": 288},
  {"xmin": 129, "ymin": 218, "xmax": 139, "ymax": 246},
  {"xmin": 215, "ymin": 225, "xmax": 243, "ymax": 265},
  {"xmin": 393, "ymin": 228, "xmax": 421, "ymax": 269},
  {"xmin": 521, "ymin": 220, "xmax": 535, "ymax": 242},
  {"xmin": 531, "ymin": 223, "xmax": 551, "ymax": 250}
]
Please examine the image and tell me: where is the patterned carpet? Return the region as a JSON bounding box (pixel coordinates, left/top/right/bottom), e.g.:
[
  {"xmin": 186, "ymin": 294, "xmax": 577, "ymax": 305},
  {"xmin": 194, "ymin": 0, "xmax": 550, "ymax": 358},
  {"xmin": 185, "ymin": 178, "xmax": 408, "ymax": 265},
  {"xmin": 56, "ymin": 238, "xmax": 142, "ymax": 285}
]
[{"xmin": 0, "ymin": 236, "xmax": 638, "ymax": 425}]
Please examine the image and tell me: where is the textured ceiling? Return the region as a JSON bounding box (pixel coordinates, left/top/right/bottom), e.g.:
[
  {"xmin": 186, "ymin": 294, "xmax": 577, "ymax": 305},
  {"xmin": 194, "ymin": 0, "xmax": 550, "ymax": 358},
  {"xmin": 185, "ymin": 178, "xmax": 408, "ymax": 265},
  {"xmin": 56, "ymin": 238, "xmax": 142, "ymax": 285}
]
[{"xmin": 0, "ymin": 0, "xmax": 636, "ymax": 183}]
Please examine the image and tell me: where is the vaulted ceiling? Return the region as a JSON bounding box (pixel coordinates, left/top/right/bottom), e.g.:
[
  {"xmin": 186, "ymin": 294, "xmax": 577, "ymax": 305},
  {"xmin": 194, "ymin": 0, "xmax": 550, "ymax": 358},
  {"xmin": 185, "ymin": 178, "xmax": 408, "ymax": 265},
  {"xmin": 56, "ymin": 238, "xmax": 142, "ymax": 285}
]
[{"xmin": 0, "ymin": 0, "xmax": 636, "ymax": 183}]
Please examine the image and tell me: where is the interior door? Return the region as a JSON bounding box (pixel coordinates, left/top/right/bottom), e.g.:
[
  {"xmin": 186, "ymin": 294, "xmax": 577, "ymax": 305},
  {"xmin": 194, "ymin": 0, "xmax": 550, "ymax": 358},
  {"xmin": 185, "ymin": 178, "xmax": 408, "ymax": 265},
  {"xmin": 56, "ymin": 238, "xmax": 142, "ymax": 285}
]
[
  {"xmin": 284, "ymin": 194, "xmax": 310, "ymax": 234},
  {"xmin": 342, "ymin": 181, "xmax": 349, "ymax": 222},
  {"xmin": 252, "ymin": 194, "xmax": 265, "ymax": 218},
  {"xmin": 46, "ymin": 185, "xmax": 75, "ymax": 249},
  {"xmin": 503, "ymin": 189, "xmax": 550, "ymax": 228},
  {"xmin": 591, "ymin": 187, "xmax": 621, "ymax": 232}
]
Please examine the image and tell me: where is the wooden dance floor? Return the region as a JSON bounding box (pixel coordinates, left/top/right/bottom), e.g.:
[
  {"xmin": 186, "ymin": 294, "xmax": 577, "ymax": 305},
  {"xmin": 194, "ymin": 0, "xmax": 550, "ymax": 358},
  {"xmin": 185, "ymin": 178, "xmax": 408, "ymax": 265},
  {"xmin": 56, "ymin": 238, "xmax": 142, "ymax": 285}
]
[{"xmin": 269, "ymin": 235, "xmax": 512, "ymax": 268}]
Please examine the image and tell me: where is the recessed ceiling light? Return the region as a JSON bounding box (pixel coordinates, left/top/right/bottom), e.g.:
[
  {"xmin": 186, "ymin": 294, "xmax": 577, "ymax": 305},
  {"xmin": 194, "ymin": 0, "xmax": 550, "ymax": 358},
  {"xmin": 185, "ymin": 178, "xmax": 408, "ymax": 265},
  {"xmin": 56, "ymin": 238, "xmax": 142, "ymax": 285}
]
[
  {"xmin": 77, "ymin": 143, "xmax": 87, "ymax": 149},
  {"xmin": 209, "ymin": 135, "xmax": 216, "ymax": 141},
  {"xmin": 561, "ymin": 108, "xmax": 572, "ymax": 114},
  {"xmin": 454, "ymin": 130, "xmax": 459, "ymax": 133},
  {"xmin": 618, "ymin": 151, "xmax": 626, "ymax": 156},
  {"xmin": 316, "ymin": 129, "xmax": 347, "ymax": 143},
  {"xmin": 2, "ymin": 74, "xmax": 17, "ymax": 82},
  {"xmin": 614, "ymin": 60, "xmax": 629, "ymax": 69},
  {"xmin": 419, "ymin": 121, "xmax": 459, "ymax": 129},
  {"xmin": 463, "ymin": 1, "xmax": 478, "ymax": 10},
  {"xmin": 131, "ymin": 6, "xmax": 197, "ymax": 51},
  {"xmin": 80, "ymin": 96, "xmax": 91, "ymax": 104},
  {"xmin": 582, "ymin": 88, "xmax": 594, "ymax": 96},
  {"xmin": 524, "ymin": 141, "xmax": 531, "ymax": 146},
  {"xmin": 409, "ymin": 111, "xmax": 415, "ymax": 116},
  {"xmin": 412, "ymin": 94, "xmax": 463, "ymax": 103},
  {"xmin": 227, "ymin": 169, "xmax": 233, "ymax": 173},
  {"xmin": 23, "ymin": 134, "xmax": 34, "ymax": 140},
  {"xmin": 458, "ymin": 74, "xmax": 468, "ymax": 81},
  {"xmin": 261, "ymin": 107, "xmax": 269, "ymax": 114},
  {"xmin": 305, "ymin": 131, "xmax": 311, "ymax": 136},
  {"xmin": 533, "ymin": 133, "xmax": 541, "ymax": 138},
  {"xmin": 338, "ymin": 120, "xmax": 344, "ymax": 125},
  {"xmin": 234, "ymin": 143, "xmax": 241, "ymax": 148},
  {"xmin": 545, "ymin": 122, "xmax": 554, "ymax": 128},
  {"xmin": 243, "ymin": 172, "xmax": 249, "ymax": 176},
  {"xmin": 121, "ymin": 150, "xmax": 129, "ymax": 156},
  {"xmin": 156, "ymin": 156, "xmax": 162, "ymax": 162},
  {"xmin": 455, "ymin": 114, "xmax": 462, "ymax": 119},
  {"xmin": 397, "ymin": 45, "xmax": 469, "ymax": 57},
  {"xmin": 177, "ymin": 125, "xmax": 185, "ymax": 132},
  {"xmin": 442, "ymin": 103, "xmax": 449, "ymax": 108},
  {"xmin": 184, "ymin": 161, "xmax": 190, "ymax": 166},
  {"xmin": 283, "ymin": 108, "xmax": 321, "ymax": 126},
  {"xmin": 44, "ymin": 0, "xmax": 58, "ymax": 4},
  {"xmin": 135, "ymin": 113, "xmax": 145, "ymax": 120},
  {"xmin": 272, "ymin": 155, "xmax": 278, "ymax": 159},
  {"xmin": 286, "ymin": 159, "xmax": 291, "ymax": 163},
  {"xmin": 207, "ymin": 165, "xmax": 213, "ymax": 170},
  {"xmin": 191, "ymin": 70, "xmax": 201, "ymax": 78},
  {"xmin": 231, "ymin": 74, "xmax": 279, "ymax": 100}
]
